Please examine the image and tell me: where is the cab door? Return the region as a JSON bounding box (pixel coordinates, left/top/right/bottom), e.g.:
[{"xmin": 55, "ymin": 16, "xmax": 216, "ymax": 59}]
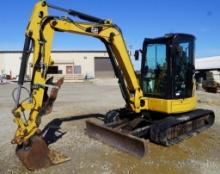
[{"xmin": 141, "ymin": 42, "xmax": 169, "ymax": 98}]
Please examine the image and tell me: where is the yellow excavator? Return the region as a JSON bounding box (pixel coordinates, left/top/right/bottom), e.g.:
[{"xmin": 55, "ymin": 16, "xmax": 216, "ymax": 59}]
[{"xmin": 11, "ymin": 1, "xmax": 215, "ymax": 170}]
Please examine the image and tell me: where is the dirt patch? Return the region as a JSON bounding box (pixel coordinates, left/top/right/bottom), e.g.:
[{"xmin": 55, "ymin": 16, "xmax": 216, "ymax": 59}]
[{"xmin": 0, "ymin": 81, "xmax": 220, "ymax": 174}]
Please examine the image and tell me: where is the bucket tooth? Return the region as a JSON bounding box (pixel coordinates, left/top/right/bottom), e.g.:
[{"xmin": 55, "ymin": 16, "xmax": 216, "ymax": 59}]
[
  {"xmin": 16, "ymin": 136, "xmax": 70, "ymax": 170},
  {"xmin": 86, "ymin": 119, "xmax": 148, "ymax": 158}
]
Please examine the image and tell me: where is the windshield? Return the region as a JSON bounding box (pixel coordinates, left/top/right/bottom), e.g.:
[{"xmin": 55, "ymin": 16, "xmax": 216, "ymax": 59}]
[{"xmin": 173, "ymin": 42, "xmax": 193, "ymax": 98}]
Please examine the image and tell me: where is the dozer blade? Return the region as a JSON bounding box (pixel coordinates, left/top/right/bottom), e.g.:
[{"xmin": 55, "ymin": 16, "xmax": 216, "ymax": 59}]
[
  {"xmin": 86, "ymin": 119, "xmax": 148, "ymax": 158},
  {"xmin": 16, "ymin": 136, "xmax": 70, "ymax": 170}
]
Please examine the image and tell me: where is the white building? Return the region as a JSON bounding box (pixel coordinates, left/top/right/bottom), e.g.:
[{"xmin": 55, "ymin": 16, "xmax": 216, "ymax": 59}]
[
  {"xmin": 195, "ymin": 56, "xmax": 220, "ymax": 83},
  {"xmin": 0, "ymin": 50, "xmax": 114, "ymax": 80},
  {"xmin": 195, "ymin": 56, "xmax": 220, "ymax": 70}
]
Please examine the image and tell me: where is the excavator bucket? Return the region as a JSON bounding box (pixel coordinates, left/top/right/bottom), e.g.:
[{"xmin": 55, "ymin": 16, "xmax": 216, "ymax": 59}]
[
  {"xmin": 86, "ymin": 119, "xmax": 148, "ymax": 158},
  {"xmin": 16, "ymin": 136, "xmax": 70, "ymax": 170}
]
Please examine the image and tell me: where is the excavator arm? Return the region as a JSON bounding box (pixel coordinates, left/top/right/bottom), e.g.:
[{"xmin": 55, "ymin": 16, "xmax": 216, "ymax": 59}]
[
  {"xmin": 12, "ymin": 2, "xmax": 146, "ymax": 169},
  {"xmin": 12, "ymin": 1, "xmax": 143, "ymax": 150}
]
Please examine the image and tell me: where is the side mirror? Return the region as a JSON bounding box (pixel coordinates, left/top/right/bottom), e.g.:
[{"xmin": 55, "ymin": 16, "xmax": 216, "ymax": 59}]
[{"xmin": 134, "ymin": 50, "xmax": 139, "ymax": 61}]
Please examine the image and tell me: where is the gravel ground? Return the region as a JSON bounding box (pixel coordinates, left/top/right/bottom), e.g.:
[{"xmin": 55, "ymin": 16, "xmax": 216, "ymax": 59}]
[{"xmin": 0, "ymin": 79, "xmax": 220, "ymax": 174}]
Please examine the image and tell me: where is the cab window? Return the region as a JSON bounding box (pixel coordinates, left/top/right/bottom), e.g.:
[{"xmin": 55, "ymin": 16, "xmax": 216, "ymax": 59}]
[{"xmin": 142, "ymin": 44, "xmax": 167, "ymax": 97}]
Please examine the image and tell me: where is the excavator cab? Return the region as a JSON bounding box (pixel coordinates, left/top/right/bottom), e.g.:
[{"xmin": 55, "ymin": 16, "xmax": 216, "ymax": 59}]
[{"xmin": 141, "ymin": 33, "xmax": 195, "ymax": 100}]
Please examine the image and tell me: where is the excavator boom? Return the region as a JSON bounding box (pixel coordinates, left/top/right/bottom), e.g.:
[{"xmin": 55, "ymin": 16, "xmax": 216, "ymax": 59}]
[{"xmin": 12, "ymin": 1, "xmax": 146, "ymax": 170}]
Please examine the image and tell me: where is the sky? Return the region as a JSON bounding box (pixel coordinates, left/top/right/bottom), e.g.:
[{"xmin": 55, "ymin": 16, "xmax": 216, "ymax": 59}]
[{"xmin": 0, "ymin": 0, "xmax": 219, "ymax": 69}]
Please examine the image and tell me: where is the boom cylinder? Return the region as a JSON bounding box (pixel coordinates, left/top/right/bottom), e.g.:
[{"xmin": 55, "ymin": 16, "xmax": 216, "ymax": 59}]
[
  {"xmin": 15, "ymin": 36, "xmax": 32, "ymax": 106},
  {"xmin": 18, "ymin": 36, "xmax": 32, "ymax": 85}
]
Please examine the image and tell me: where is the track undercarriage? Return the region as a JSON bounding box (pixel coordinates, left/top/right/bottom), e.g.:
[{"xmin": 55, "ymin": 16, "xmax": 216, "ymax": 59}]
[{"xmin": 86, "ymin": 108, "xmax": 215, "ymax": 157}]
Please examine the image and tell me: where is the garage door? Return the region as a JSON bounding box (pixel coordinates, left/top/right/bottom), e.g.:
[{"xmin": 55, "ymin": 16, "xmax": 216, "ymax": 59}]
[{"xmin": 95, "ymin": 57, "xmax": 114, "ymax": 78}]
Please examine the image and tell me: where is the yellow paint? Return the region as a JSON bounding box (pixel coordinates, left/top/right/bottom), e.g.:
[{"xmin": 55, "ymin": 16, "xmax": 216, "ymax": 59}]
[
  {"xmin": 145, "ymin": 96, "xmax": 197, "ymax": 114},
  {"xmin": 12, "ymin": 1, "xmax": 197, "ymax": 144}
]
